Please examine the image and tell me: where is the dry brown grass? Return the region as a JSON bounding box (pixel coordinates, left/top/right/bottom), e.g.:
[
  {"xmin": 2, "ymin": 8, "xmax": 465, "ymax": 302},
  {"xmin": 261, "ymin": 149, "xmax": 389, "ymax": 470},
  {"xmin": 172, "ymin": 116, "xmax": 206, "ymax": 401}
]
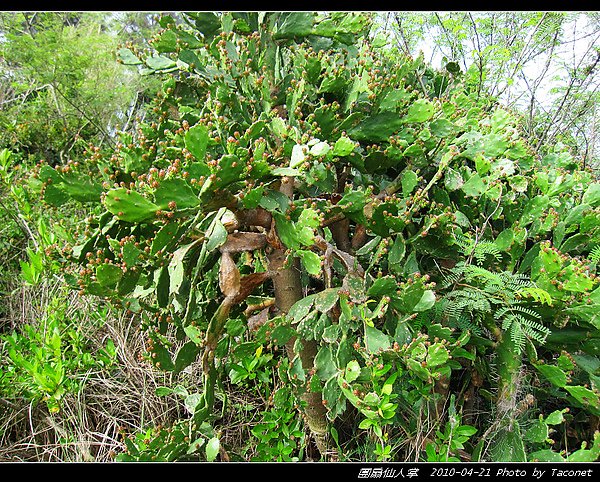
[{"xmin": 0, "ymin": 278, "xmax": 184, "ymax": 461}]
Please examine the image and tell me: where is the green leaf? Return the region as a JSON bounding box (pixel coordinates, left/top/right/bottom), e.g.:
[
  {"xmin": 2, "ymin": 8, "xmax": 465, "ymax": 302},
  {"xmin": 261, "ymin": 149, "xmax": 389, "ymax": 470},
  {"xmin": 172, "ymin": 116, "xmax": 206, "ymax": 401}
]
[
  {"xmin": 96, "ymin": 264, "xmax": 122, "ymax": 288},
  {"xmin": 290, "ymin": 144, "xmax": 306, "ymax": 168},
  {"xmin": 509, "ymin": 175, "xmax": 528, "ymax": 193},
  {"xmin": 241, "ymin": 185, "xmax": 264, "ymax": 209},
  {"xmin": 455, "ymin": 425, "xmax": 477, "ymax": 437},
  {"xmin": 212, "ymin": 154, "xmax": 245, "ymax": 188},
  {"xmin": 151, "ymin": 223, "xmax": 181, "ymax": 255},
  {"xmin": 562, "ymin": 269, "xmax": 593, "ymax": 293},
  {"xmin": 520, "ymin": 195, "xmax": 549, "ymax": 227},
  {"xmin": 155, "ymin": 29, "xmax": 178, "ymax": 53},
  {"xmin": 270, "ymin": 325, "xmax": 296, "ymax": 346},
  {"xmin": 582, "ymin": 183, "xmax": 600, "ymax": 207},
  {"xmin": 405, "ymin": 99, "xmax": 434, "ymax": 123},
  {"xmin": 452, "ymin": 347, "xmax": 475, "ymax": 361},
  {"xmin": 388, "ymin": 235, "xmax": 406, "ymax": 274},
  {"xmin": 538, "ymin": 247, "xmax": 562, "ymax": 276},
  {"xmin": 315, "ymin": 345, "xmax": 338, "ymax": 381},
  {"xmin": 406, "ymin": 358, "xmax": 430, "ymax": 381},
  {"xmin": 271, "ymin": 167, "xmax": 301, "ymax": 177},
  {"xmin": 338, "ymin": 190, "xmax": 368, "ymax": 220},
  {"xmin": 345, "ymin": 360, "xmax": 361, "ymax": 383},
  {"xmin": 185, "ymin": 124, "xmax": 209, "ymax": 161},
  {"xmin": 150, "ymin": 343, "xmax": 175, "ymax": 371},
  {"xmin": 524, "ymin": 419, "xmax": 549, "ymax": 444},
  {"xmin": 529, "ymin": 449, "xmax": 565, "ymax": 462},
  {"xmin": 193, "ymin": 12, "xmax": 221, "ymax": 39},
  {"xmin": 379, "ymin": 89, "xmax": 412, "ymax": 111},
  {"xmin": 155, "ymin": 386, "xmax": 173, "ymax": 397},
  {"xmin": 271, "ymin": 116, "xmax": 288, "ymax": 139},
  {"xmin": 122, "ymin": 242, "xmax": 143, "ymax": 267},
  {"xmin": 567, "ymin": 432, "xmax": 600, "ymax": 461},
  {"xmin": 348, "ymin": 112, "xmax": 405, "ymax": 142},
  {"xmin": 145, "ymin": 55, "xmax": 177, "ymax": 71},
  {"xmin": 545, "ymin": 409, "xmax": 566, "ymax": 426},
  {"xmin": 358, "ymin": 419, "xmax": 374, "ymax": 430},
  {"xmin": 273, "ymin": 12, "xmax": 315, "ymax": 39},
  {"xmin": 495, "ymin": 229, "xmax": 514, "ymax": 251},
  {"xmin": 274, "ymin": 210, "xmax": 316, "ymax": 250},
  {"xmin": 482, "ymin": 133, "xmax": 508, "ymax": 157},
  {"xmin": 206, "ymin": 220, "xmax": 227, "ymax": 252},
  {"xmin": 461, "ymin": 174, "xmax": 486, "ymax": 197},
  {"xmin": 313, "ymin": 288, "xmax": 340, "ymax": 312},
  {"xmin": 489, "ymin": 424, "xmax": 527, "ymax": 462},
  {"xmin": 427, "ymin": 343, "xmax": 449, "ymax": 368},
  {"xmin": 475, "ymin": 154, "xmax": 491, "ymax": 175},
  {"xmin": 117, "ymin": 48, "xmax": 142, "ymax": 65},
  {"xmin": 363, "ymin": 391, "xmax": 381, "ymax": 406},
  {"xmin": 322, "ymin": 324, "xmax": 341, "ymax": 343},
  {"xmin": 298, "ymin": 250, "xmax": 321, "ymax": 276},
  {"xmin": 274, "ymin": 214, "xmax": 300, "ymax": 250},
  {"xmin": 565, "ymin": 385, "xmax": 599, "ymax": 408},
  {"xmin": 413, "ymin": 290, "xmax": 436, "ymax": 312},
  {"xmin": 444, "ymin": 168, "xmax": 463, "ymax": 191},
  {"xmin": 333, "ymin": 136, "xmax": 356, "ymax": 157},
  {"xmin": 258, "ymin": 190, "xmax": 290, "ymax": 213},
  {"xmin": 62, "ymin": 176, "xmax": 103, "ymax": 203},
  {"xmin": 368, "ymin": 276, "xmax": 397, "ymax": 298},
  {"xmin": 534, "ymin": 363, "xmax": 567, "ymax": 388},
  {"xmin": 205, "ymin": 437, "xmax": 220, "ymax": 462},
  {"xmin": 288, "ymin": 295, "xmax": 316, "ymax": 323},
  {"xmin": 401, "ymin": 170, "xmax": 419, "ymax": 196},
  {"xmin": 572, "ymin": 353, "xmax": 600, "ymax": 376},
  {"xmin": 491, "ymin": 158, "xmax": 515, "ymax": 177},
  {"xmin": 310, "ymin": 141, "xmax": 330, "ymax": 157},
  {"xmin": 429, "ymin": 118, "xmax": 456, "ymax": 137},
  {"xmin": 174, "ymin": 341, "xmax": 200, "ymax": 373},
  {"xmin": 43, "ymin": 184, "xmax": 69, "ymax": 206},
  {"xmin": 155, "ymin": 178, "xmax": 200, "ymax": 210},
  {"xmin": 105, "ymin": 188, "xmax": 158, "ymax": 223},
  {"xmin": 365, "ymin": 323, "xmax": 391, "ymax": 354},
  {"xmin": 184, "ymin": 325, "xmax": 204, "ymax": 345}
]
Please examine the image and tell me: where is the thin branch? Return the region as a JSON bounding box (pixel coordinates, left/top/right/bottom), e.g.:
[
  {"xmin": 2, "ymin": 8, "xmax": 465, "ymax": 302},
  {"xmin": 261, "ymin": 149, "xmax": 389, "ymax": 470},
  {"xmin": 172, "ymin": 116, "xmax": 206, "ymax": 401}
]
[
  {"xmin": 392, "ymin": 13, "xmax": 428, "ymax": 94},
  {"xmin": 536, "ymin": 48, "xmax": 600, "ymax": 150},
  {"xmin": 493, "ymin": 13, "xmax": 550, "ymax": 99},
  {"xmin": 467, "ymin": 13, "xmax": 484, "ymax": 100}
]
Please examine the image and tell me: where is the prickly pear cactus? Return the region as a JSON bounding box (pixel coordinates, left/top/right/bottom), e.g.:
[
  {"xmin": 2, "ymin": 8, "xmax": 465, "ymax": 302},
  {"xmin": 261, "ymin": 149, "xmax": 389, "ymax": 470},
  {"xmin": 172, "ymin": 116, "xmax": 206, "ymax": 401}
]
[{"xmin": 36, "ymin": 12, "xmax": 600, "ymax": 461}]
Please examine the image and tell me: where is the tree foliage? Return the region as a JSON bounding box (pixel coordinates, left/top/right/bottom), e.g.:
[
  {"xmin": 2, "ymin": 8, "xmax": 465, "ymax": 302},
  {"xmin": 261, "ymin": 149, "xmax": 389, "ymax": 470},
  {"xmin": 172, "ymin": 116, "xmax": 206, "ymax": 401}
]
[
  {"xmin": 0, "ymin": 12, "xmax": 158, "ymax": 163},
  {"xmin": 383, "ymin": 12, "xmax": 600, "ymax": 169}
]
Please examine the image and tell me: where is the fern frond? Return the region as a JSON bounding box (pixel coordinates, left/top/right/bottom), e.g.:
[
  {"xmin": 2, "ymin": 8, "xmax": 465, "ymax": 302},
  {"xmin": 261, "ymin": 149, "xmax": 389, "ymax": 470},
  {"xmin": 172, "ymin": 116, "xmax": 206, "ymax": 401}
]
[
  {"xmin": 451, "ymin": 314, "xmax": 482, "ymax": 335},
  {"xmin": 516, "ymin": 287, "xmax": 553, "ymax": 306},
  {"xmin": 498, "ymin": 306, "xmax": 550, "ymax": 353},
  {"xmin": 441, "ymin": 288, "xmax": 492, "ymax": 331},
  {"xmin": 590, "ymin": 245, "xmax": 600, "ymax": 263},
  {"xmin": 441, "ymin": 263, "xmax": 466, "ymax": 288},
  {"xmin": 413, "ymin": 312, "xmax": 430, "ymax": 331},
  {"xmin": 508, "ymin": 315, "xmax": 527, "ymax": 353},
  {"xmin": 453, "ymin": 233, "xmax": 473, "ymax": 253},
  {"xmin": 452, "ymin": 233, "xmax": 501, "ymax": 265},
  {"xmin": 500, "ymin": 272, "xmax": 535, "ymax": 291},
  {"xmin": 462, "ymin": 265, "xmax": 500, "ymax": 283},
  {"xmin": 473, "ymin": 240, "xmax": 502, "ymax": 265},
  {"xmin": 496, "ymin": 305, "xmax": 541, "ymax": 321},
  {"xmin": 520, "ymin": 317, "xmax": 552, "ymax": 344}
]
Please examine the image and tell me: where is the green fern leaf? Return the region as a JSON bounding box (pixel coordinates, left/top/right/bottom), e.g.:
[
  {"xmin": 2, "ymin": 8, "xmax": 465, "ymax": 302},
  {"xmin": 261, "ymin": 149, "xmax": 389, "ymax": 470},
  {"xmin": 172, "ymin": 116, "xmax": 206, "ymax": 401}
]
[
  {"xmin": 590, "ymin": 245, "xmax": 600, "ymax": 263},
  {"xmin": 516, "ymin": 287, "xmax": 553, "ymax": 306}
]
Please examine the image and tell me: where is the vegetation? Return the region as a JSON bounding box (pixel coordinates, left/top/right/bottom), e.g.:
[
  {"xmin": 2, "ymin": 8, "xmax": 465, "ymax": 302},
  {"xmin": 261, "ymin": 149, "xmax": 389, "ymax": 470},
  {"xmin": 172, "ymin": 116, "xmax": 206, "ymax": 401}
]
[{"xmin": 1, "ymin": 11, "xmax": 599, "ymax": 463}]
